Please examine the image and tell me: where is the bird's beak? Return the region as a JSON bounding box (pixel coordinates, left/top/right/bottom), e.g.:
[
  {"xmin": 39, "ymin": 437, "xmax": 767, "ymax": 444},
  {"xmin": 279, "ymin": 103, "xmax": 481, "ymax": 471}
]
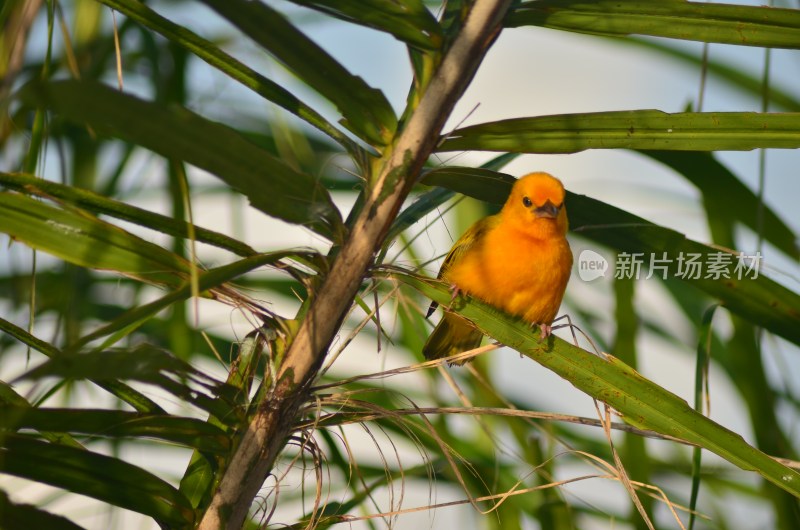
[{"xmin": 534, "ymin": 200, "xmax": 560, "ymax": 219}]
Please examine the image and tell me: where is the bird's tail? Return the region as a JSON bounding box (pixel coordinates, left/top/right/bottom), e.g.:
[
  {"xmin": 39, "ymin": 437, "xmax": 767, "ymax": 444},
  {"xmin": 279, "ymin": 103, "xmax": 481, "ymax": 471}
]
[{"xmin": 422, "ymin": 311, "xmax": 483, "ymax": 366}]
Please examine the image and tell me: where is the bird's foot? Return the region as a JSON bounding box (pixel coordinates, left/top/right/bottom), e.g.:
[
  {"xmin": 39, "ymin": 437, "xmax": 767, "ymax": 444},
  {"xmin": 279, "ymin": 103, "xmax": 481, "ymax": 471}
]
[
  {"xmin": 446, "ymin": 285, "xmax": 462, "ymax": 310},
  {"xmin": 538, "ymin": 323, "xmax": 552, "ymax": 342}
]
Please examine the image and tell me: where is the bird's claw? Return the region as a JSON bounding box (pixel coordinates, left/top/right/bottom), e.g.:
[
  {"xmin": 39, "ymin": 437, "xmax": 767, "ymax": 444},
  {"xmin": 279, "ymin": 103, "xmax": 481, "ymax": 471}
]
[
  {"xmin": 538, "ymin": 323, "xmax": 552, "ymax": 342},
  {"xmin": 446, "ymin": 285, "xmax": 462, "ymax": 310}
]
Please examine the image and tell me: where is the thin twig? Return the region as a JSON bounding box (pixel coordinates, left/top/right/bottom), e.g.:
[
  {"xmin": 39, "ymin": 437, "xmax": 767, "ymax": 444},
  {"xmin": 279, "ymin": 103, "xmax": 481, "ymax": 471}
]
[{"xmin": 305, "ymin": 403, "xmax": 695, "ymax": 446}]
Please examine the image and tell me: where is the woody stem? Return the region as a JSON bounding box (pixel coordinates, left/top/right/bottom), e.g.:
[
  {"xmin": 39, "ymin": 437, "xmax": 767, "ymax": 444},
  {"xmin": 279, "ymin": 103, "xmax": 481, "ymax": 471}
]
[{"xmin": 196, "ymin": 1, "xmax": 513, "ymax": 529}]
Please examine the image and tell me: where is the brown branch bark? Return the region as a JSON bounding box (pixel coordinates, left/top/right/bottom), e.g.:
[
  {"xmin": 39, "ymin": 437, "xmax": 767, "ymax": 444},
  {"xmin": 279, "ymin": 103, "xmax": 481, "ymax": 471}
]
[{"xmin": 197, "ymin": 2, "xmax": 512, "ymax": 528}]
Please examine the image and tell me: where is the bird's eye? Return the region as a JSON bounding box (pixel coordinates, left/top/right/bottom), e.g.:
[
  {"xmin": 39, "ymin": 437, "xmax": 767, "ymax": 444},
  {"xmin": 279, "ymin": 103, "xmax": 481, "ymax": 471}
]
[{"xmin": 522, "ymin": 196, "xmax": 532, "ymax": 208}]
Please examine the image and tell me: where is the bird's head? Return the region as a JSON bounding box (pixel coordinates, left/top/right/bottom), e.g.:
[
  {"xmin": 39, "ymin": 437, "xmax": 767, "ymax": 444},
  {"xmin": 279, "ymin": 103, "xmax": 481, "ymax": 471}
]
[{"xmin": 504, "ymin": 172, "xmax": 568, "ymax": 238}]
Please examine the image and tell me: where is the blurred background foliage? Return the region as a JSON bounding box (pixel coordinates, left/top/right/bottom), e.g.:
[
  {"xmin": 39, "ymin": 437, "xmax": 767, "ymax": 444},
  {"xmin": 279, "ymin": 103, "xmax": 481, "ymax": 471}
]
[{"xmin": 1, "ymin": 1, "xmax": 799, "ymax": 529}]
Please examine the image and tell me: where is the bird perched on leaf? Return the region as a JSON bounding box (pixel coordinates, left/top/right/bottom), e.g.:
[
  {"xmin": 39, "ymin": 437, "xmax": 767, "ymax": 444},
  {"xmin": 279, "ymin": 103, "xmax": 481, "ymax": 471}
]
[{"xmin": 422, "ymin": 172, "xmax": 573, "ymax": 364}]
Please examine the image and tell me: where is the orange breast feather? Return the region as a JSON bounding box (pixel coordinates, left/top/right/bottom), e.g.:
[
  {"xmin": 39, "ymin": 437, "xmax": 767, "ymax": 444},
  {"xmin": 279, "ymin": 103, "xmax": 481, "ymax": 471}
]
[
  {"xmin": 444, "ymin": 225, "xmax": 572, "ymax": 325},
  {"xmin": 423, "ymin": 172, "xmax": 573, "ymax": 362}
]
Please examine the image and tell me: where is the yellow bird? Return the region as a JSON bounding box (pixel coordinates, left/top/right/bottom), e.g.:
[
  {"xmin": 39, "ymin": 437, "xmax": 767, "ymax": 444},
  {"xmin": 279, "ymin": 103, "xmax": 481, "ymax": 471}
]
[{"xmin": 423, "ymin": 172, "xmax": 573, "ymax": 363}]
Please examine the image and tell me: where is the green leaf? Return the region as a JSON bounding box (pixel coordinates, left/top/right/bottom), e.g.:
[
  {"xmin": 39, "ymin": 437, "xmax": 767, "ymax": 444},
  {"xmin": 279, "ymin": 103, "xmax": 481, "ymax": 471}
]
[
  {"xmin": 179, "ymin": 329, "xmax": 269, "ymax": 509},
  {"xmin": 386, "ymin": 161, "xmax": 519, "ymax": 245},
  {"xmin": 689, "ymin": 304, "xmax": 718, "ymax": 530},
  {"xmin": 384, "ymin": 186, "xmax": 454, "ymax": 246},
  {"xmin": 0, "ymin": 435, "xmax": 194, "ymax": 527},
  {"xmin": 392, "ymin": 271, "xmax": 800, "ymax": 500},
  {"xmin": 421, "ymin": 166, "xmax": 514, "ymax": 204},
  {"xmin": 0, "ymin": 316, "xmax": 166, "ymax": 414},
  {"xmin": 383, "ymin": 153, "xmax": 523, "ymax": 257},
  {"xmin": 20, "ymin": 345, "xmax": 201, "ymax": 383},
  {"xmin": 0, "ymin": 192, "xmax": 190, "ymax": 287},
  {"xmin": 0, "ymin": 406, "xmax": 230, "ymax": 453},
  {"xmin": 612, "ymin": 276, "xmax": 653, "ymax": 516},
  {"xmin": 0, "ymin": 383, "xmax": 86, "ymax": 449},
  {"xmin": 0, "ymin": 490, "xmax": 86, "ymax": 530},
  {"xmin": 18, "ymin": 79, "xmax": 344, "ymax": 240},
  {"xmin": 0, "ymin": 315, "xmax": 61, "ymax": 358},
  {"xmin": 0, "ymin": 382, "xmax": 31, "ymax": 409},
  {"xmin": 506, "ymin": 0, "xmax": 800, "ymax": 49},
  {"xmin": 202, "ymin": 0, "xmax": 398, "ymax": 146},
  {"xmin": 19, "ymin": 345, "xmax": 241, "ymax": 427},
  {"xmin": 567, "ymin": 196, "xmax": 800, "ymax": 348},
  {"xmin": 438, "ymin": 110, "xmax": 800, "ymax": 153},
  {"xmin": 639, "ymin": 151, "xmax": 799, "ymax": 260},
  {"xmin": 0, "ymin": 172, "xmax": 257, "ymax": 258},
  {"xmin": 288, "ymin": 0, "xmax": 442, "ymax": 50},
  {"xmin": 94, "ymin": 0, "xmax": 360, "ymax": 155},
  {"xmin": 73, "ymin": 251, "xmax": 305, "ymax": 349},
  {"xmin": 440, "ymin": 0, "xmax": 471, "ymax": 42},
  {"xmin": 421, "ymin": 169, "xmax": 800, "ymax": 347}
]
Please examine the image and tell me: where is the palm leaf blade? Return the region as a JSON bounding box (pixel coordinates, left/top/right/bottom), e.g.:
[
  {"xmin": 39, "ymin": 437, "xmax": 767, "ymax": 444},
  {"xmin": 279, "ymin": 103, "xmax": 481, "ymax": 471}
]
[
  {"xmin": 438, "ymin": 110, "xmax": 800, "ymax": 153},
  {"xmin": 18, "ymin": 80, "xmax": 343, "ymax": 240},
  {"xmin": 507, "ymin": 0, "xmax": 800, "ymax": 49}
]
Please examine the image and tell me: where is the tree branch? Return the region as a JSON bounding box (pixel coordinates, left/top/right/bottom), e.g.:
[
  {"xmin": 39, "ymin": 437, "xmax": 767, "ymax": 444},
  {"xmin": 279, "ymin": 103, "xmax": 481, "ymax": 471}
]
[{"xmin": 197, "ymin": 2, "xmax": 512, "ymax": 528}]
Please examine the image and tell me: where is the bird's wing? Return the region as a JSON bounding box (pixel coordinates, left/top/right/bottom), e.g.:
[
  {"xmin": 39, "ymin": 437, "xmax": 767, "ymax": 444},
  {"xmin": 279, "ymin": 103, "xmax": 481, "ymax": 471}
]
[
  {"xmin": 426, "ymin": 214, "xmax": 498, "ymax": 318},
  {"xmin": 438, "ymin": 214, "xmax": 497, "ymax": 279}
]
